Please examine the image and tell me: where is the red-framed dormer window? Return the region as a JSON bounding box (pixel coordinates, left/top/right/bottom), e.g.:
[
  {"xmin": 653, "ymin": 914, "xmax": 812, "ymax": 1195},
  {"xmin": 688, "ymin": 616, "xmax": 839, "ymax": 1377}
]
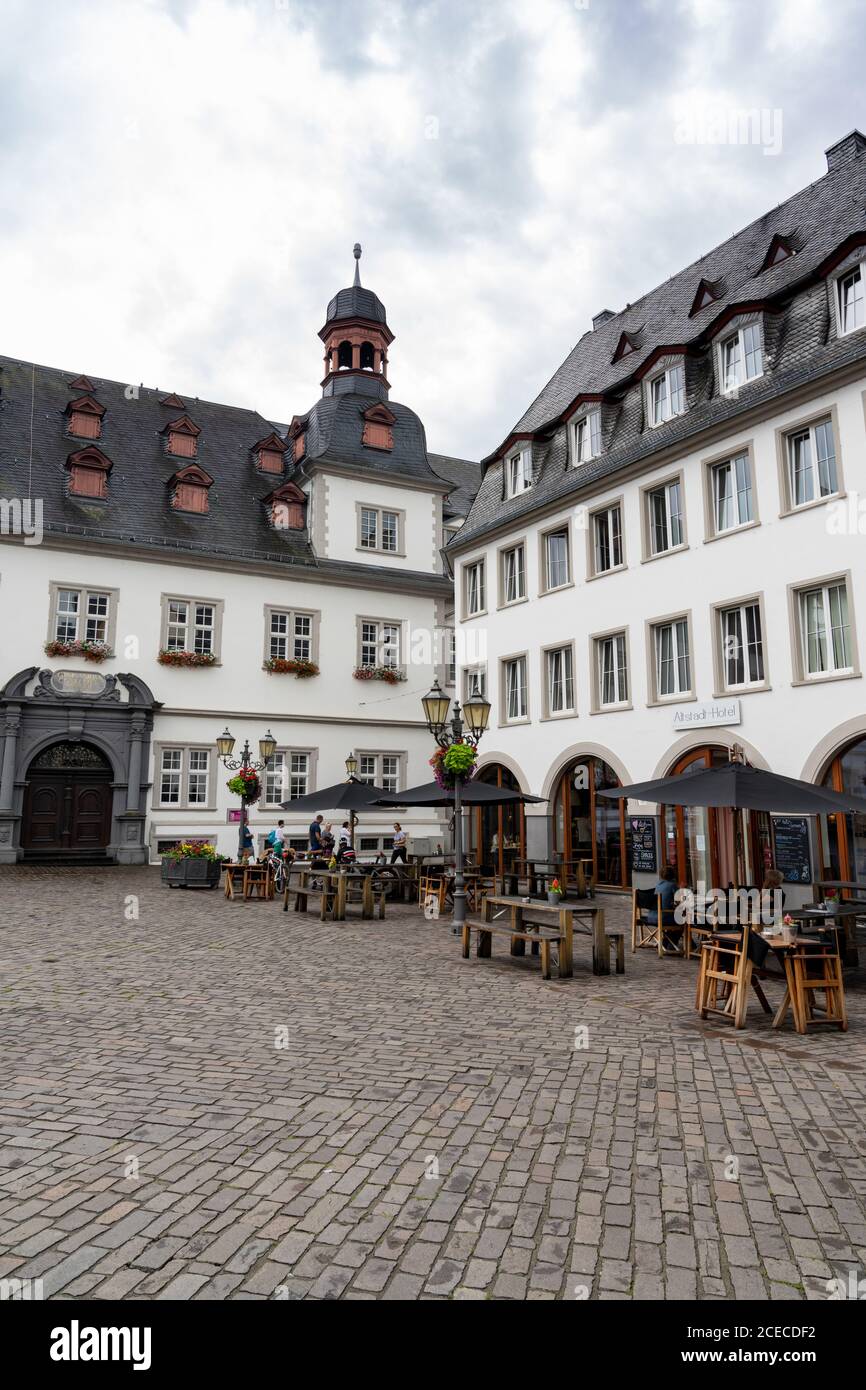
[
  {"xmin": 293, "ymin": 431, "xmax": 306, "ymax": 461},
  {"xmin": 163, "ymin": 415, "xmax": 201, "ymax": 458},
  {"xmin": 361, "ymin": 403, "xmax": 396, "ymax": 451},
  {"xmin": 65, "ymin": 445, "xmax": 113, "ymax": 499},
  {"xmin": 66, "ymin": 394, "xmax": 106, "ymax": 440},
  {"xmin": 170, "ymin": 463, "xmax": 213, "ymax": 514},
  {"xmin": 252, "ymin": 432, "xmax": 286, "ymax": 475},
  {"xmin": 266, "ymin": 481, "xmax": 307, "ymax": 530}
]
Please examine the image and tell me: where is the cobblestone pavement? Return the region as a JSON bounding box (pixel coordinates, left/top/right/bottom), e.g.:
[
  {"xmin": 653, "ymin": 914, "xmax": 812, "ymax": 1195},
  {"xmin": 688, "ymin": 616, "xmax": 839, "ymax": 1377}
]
[{"xmin": 0, "ymin": 867, "xmax": 864, "ymax": 1302}]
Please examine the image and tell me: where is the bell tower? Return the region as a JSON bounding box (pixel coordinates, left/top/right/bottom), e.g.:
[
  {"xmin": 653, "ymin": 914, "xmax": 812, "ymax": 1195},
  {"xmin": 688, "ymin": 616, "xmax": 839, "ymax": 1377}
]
[{"xmin": 319, "ymin": 245, "xmax": 394, "ymax": 400}]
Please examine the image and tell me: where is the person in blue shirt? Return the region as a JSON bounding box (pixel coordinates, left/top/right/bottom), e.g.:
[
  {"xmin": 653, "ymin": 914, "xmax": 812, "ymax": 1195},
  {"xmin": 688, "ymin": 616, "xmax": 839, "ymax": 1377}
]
[
  {"xmin": 309, "ymin": 815, "xmax": 323, "ymax": 852},
  {"xmin": 646, "ymin": 865, "xmax": 678, "ymax": 924}
]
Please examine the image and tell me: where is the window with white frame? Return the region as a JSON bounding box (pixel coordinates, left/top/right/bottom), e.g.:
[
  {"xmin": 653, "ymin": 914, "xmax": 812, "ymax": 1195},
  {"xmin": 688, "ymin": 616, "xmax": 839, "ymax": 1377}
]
[
  {"xmin": 573, "ymin": 409, "xmax": 602, "ymax": 464},
  {"xmin": 653, "ymin": 618, "xmax": 691, "ymax": 699},
  {"xmin": 647, "ymin": 479, "xmax": 684, "ymax": 555},
  {"xmin": 160, "ymin": 748, "xmax": 182, "ymax": 805},
  {"xmin": 158, "ymin": 747, "xmax": 211, "ymax": 807},
  {"xmin": 721, "ymin": 323, "xmax": 763, "ymax": 392},
  {"xmin": 356, "ymin": 752, "xmax": 401, "ymax": 793},
  {"xmin": 268, "ymin": 609, "xmax": 314, "ymax": 662},
  {"xmin": 501, "ymin": 544, "xmax": 526, "ymax": 604},
  {"xmin": 649, "ymin": 363, "xmax": 685, "ymax": 425},
  {"xmin": 596, "ymin": 632, "xmax": 629, "ymax": 708},
  {"xmin": 786, "ymin": 419, "xmax": 838, "ymax": 508},
  {"xmin": 187, "ymin": 749, "xmax": 210, "ymax": 804},
  {"xmin": 503, "ymin": 656, "xmax": 528, "ymax": 722},
  {"xmin": 360, "ymin": 620, "xmax": 400, "ymax": 669},
  {"xmin": 265, "ymin": 750, "xmax": 311, "ymax": 803},
  {"xmin": 710, "ymin": 453, "xmax": 753, "ymax": 533},
  {"xmin": 464, "ymin": 559, "xmax": 486, "ymax": 615},
  {"xmin": 719, "ymin": 601, "xmax": 765, "ymax": 690},
  {"xmin": 592, "ymin": 503, "xmax": 623, "ymax": 574},
  {"xmin": 54, "ymin": 587, "xmax": 111, "ymax": 643},
  {"xmin": 165, "ymin": 599, "xmax": 216, "ymax": 655},
  {"xmin": 505, "ymin": 448, "xmax": 532, "ymax": 497},
  {"xmin": 464, "ymin": 665, "xmax": 487, "ymax": 701},
  {"xmin": 837, "ymin": 263, "xmax": 865, "ymax": 336},
  {"xmin": 359, "ymin": 505, "xmax": 400, "ymax": 553},
  {"xmin": 546, "ymin": 645, "xmax": 574, "ymax": 715},
  {"xmin": 445, "ymin": 629, "xmax": 456, "ymax": 686},
  {"xmin": 798, "ymin": 581, "xmax": 852, "ymax": 678},
  {"xmin": 543, "ymin": 528, "xmax": 570, "ymax": 590}
]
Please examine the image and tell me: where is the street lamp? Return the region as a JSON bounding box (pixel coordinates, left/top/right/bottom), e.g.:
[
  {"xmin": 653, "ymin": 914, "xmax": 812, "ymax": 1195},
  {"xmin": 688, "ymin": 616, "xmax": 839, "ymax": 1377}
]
[
  {"xmin": 345, "ymin": 752, "xmax": 359, "ymax": 778},
  {"xmin": 421, "ymin": 679, "xmax": 491, "ymax": 933},
  {"xmin": 344, "ymin": 752, "xmax": 359, "ymax": 846},
  {"xmin": 216, "ymin": 727, "xmax": 277, "ymax": 860}
]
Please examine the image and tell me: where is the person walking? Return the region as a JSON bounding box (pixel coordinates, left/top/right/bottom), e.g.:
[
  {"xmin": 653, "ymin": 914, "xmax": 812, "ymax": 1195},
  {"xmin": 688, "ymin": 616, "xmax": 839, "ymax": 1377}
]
[
  {"xmin": 391, "ymin": 822, "xmax": 407, "ymax": 864},
  {"xmin": 309, "ymin": 814, "xmax": 323, "ymax": 853}
]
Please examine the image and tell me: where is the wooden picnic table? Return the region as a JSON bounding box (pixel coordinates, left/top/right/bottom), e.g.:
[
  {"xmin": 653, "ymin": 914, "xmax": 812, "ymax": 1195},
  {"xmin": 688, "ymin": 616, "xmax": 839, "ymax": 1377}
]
[
  {"xmin": 480, "ymin": 894, "xmax": 618, "ymax": 976},
  {"xmin": 223, "ymin": 862, "xmax": 274, "ymax": 901},
  {"xmin": 284, "ymin": 867, "xmax": 384, "ymax": 920},
  {"xmin": 515, "ymin": 858, "xmax": 594, "ymax": 897}
]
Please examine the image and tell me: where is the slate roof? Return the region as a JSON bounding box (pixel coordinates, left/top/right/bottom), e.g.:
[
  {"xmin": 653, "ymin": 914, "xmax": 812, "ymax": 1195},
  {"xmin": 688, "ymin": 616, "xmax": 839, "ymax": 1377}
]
[
  {"xmin": 0, "ymin": 355, "xmax": 454, "ymax": 592},
  {"xmin": 325, "ymin": 285, "xmax": 387, "ymax": 326},
  {"xmin": 453, "ymin": 137, "xmax": 866, "ymax": 550},
  {"xmin": 428, "ymin": 453, "xmax": 482, "ymax": 518}
]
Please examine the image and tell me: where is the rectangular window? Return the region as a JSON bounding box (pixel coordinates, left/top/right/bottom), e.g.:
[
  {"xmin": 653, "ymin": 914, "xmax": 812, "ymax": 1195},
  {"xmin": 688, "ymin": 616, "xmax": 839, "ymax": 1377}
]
[
  {"xmin": 187, "ymin": 749, "xmax": 210, "ymax": 805},
  {"xmin": 710, "ymin": 453, "xmax": 753, "ymax": 533},
  {"xmin": 647, "ymin": 480, "xmax": 684, "ymax": 555},
  {"xmin": 360, "ymin": 620, "xmax": 400, "ymax": 669},
  {"xmin": 799, "ymin": 582, "xmax": 852, "ymax": 677},
  {"xmin": 160, "ymin": 749, "xmax": 182, "ymax": 805},
  {"xmin": 546, "ymin": 646, "xmax": 574, "ymax": 715},
  {"xmin": 650, "ymin": 364, "xmax": 685, "ymax": 425},
  {"xmin": 574, "ymin": 410, "xmax": 601, "ymax": 463},
  {"xmin": 720, "ymin": 602, "xmax": 764, "ymax": 689},
  {"xmin": 360, "ymin": 507, "xmax": 378, "ymax": 549},
  {"xmin": 465, "ymin": 560, "xmax": 486, "ymax": 615},
  {"xmin": 838, "ymin": 265, "xmax": 865, "ymax": 335},
  {"xmin": 355, "ymin": 753, "xmax": 401, "ymax": 792},
  {"xmin": 501, "ymin": 544, "xmax": 526, "ymax": 604},
  {"xmin": 592, "ymin": 504, "xmax": 623, "ymax": 573},
  {"xmin": 265, "ymin": 752, "xmax": 286, "ymax": 805},
  {"xmin": 359, "ymin": 505, "xmax": 401, "ymax": 553},
  {"xmin": 54, "ymin": 587, "xmax": 111, "ymax": 643},
  {"xmin": 786, "ymin": 419, "xmax": 838, "ymax": 507},
  {"xmin": 381, "ymin": 755, "xmax": 399, "ymax": 794},
  {"xmin": 464, "ymin": 666, "xmax": 487, "ymax": 701},
  {"xmin": 445, "ymin": 629, "xmax": 456, "ymax": 686},
  {"xmin": 289, "ymin": 752, "xmax": 310, "ymax": 799},
  {"xmin": 165, "ymin": 599, "xmax": 215, "ymax": 655},
  {"xmin": 654, "ymin": 618, "xmax": 691, "ymax": 698},
  {"xmin": 722, "ymin": 323, "xmax": 763, "ymax": 392},
  {"xmin": 504, "ymin": 656, "xmax": 528, "ymax": 722},
  {"xmin": 597, "ymin": 632, "xmax": 629, "ymax": 708},
  {"xmin": 358, "ymin": 754, "xmax": 377, "ymax": 784},
  {"xmin": 506, "ymin": 449, "xmax": 532, "ymax": 497},
  {"xmin": 544, "ymin": 529, "xmax": 570, "ymax": 590}
]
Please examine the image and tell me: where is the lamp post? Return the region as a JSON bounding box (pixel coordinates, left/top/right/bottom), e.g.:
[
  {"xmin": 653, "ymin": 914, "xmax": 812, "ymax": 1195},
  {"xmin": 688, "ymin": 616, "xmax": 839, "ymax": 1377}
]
[
  {"xmin": 422, "ymin": 679, "xmax": 491, "ymax": 933},
  {"xmin": 216, "ymin": 727, "xmax": 277, "ymax": 860},
  {"xmin": 345, "ymin": 752, "xmax": 359, "ymax": 848}
]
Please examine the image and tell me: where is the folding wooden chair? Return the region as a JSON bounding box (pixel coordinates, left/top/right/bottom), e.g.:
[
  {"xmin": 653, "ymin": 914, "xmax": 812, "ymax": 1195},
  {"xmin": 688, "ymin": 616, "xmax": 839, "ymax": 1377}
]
[
  {"xmin": 631, "ymin": 888, "xmax": 685, "ymax": 956},
  {"xmin": 696, "ymin": 925, "xmax": 754, "ymax": 1028}
]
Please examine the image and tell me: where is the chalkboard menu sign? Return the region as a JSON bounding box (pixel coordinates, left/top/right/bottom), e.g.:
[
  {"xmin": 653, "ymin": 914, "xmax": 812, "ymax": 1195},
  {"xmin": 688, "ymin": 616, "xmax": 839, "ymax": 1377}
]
[
  {"xmin": 772, "ymin": 816, "xmax": 812, "ymax": 884},
  {"xmin": 630, "ymin": 816, "xmax": 657, "ymax": 874}
]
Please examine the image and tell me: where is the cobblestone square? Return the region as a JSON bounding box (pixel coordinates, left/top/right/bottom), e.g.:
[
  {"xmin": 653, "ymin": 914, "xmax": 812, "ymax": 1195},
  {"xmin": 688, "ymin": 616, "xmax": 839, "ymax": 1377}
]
[{"xmin": 1, "ymin": 867, "xmax": 864, "ymax": 1301}]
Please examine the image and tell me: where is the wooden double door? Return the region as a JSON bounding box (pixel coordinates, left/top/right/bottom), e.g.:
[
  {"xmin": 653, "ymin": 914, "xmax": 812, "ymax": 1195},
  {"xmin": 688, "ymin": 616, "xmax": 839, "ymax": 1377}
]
[{"xmin": 22, "ymin": 743, "xmax": 113, "ymax": 854}]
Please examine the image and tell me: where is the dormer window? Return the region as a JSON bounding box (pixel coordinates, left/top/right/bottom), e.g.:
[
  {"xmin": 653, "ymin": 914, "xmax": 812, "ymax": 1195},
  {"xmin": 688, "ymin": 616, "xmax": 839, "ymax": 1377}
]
[
  {"xmin": 65, "ymin": 445, "xmax": 112, "ymax": 500},
  {"xmin": 720, "ymin": 322, "xmax": 764, "ymax": 394},
  {"xmin": 293, "ymin": 431, "xmax": 306, "ymax": 461},
  {"xmin": 361, "ymin": 403, "xmax": 396, "ymax": 451},
  {"xmin": 505, "ymin": 446, "xmax": 532, "ymax": 497},
  {"xmin": 613, "ymin": 331, "xmax": 639, "ymax": 362},
  {"xmin": 65, "ymin": 395, "xmax": 105, "ymax": 440},
  {"xmin": 163, "ymin": 416, "xmax": 201, "ymax": 458},
  {"xmin": 837, "ymin": 263, "xmax": 865, "ymax": 336},
  {"xmin": 252, "ymin": 432, "xmax": 286, "ymax": 475},
  {"xmin": 761, "ymin": 234, "xmax": 795, "ymax": 270},
  {"xmin": 266, "ymin": 482, "xmax": 307, "ymax": 531},
  {"xmin": 648, "ymin": 363, "xmax": 685, "ymax": 426},
  {"xmin": 572, "ymin": 410, "xmax": 601, "ymax": 465},
  {"xmin": 170, "ymin": 464, "xmax": 213, "ymax": 514},
  {"xmin": 689, "ymin": 279, "xmax": 719, "ymax": 316}
]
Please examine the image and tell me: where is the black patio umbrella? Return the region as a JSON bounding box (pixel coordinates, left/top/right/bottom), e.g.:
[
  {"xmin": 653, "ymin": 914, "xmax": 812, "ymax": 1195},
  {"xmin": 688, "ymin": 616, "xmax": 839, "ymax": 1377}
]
[
  {"xmin": 598, "ymin": 763, "xmax": 866, "ymax": 887},
  {"xmin": 373, "ymin": 780, "xmax": 546, "ymax": 807},
  {"xmin": 280, "ymin": 777, "xmax": 388, "ymax": 847}
]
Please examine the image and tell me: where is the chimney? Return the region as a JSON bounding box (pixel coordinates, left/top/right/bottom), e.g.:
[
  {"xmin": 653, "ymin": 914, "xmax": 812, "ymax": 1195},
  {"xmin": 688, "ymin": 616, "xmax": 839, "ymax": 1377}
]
[
  {"xmin": 825, "ymin": 129, "xmax": 866, "ymax": 173},
  {"xmin": 592, "ymin": 309, "xmax": 616, "ymax": 330}
]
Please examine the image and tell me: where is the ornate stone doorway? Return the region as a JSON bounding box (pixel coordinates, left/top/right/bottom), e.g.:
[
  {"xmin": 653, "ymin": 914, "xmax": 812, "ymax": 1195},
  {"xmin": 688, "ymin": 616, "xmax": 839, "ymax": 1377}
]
[{"xmin": 22, "ymin": 742, "xmax": 113, "ymax": 856}]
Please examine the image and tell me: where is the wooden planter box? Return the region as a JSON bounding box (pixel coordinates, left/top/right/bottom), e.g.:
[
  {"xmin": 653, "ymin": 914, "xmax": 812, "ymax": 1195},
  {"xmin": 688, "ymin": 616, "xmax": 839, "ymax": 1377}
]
[{"xmin": 161, "ymin": 857, "xmax": 221, "ymax": 889}]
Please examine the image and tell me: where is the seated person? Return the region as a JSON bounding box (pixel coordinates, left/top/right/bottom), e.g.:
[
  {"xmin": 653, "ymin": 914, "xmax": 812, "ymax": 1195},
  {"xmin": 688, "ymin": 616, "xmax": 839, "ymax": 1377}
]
[{"xmin": 646, "ymin": 865, "xmax": 678, "ymax": 925}]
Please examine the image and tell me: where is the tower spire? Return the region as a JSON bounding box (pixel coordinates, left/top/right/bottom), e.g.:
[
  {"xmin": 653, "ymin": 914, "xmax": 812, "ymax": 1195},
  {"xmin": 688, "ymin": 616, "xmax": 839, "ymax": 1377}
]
[{"xmin": 353, "ymin": 243, "xmax": 362, "ymax": 287}]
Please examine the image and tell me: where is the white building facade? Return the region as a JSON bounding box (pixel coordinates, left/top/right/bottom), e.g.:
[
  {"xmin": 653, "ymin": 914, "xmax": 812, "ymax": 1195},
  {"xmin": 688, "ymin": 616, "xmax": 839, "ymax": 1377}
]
[
  {"xmin": 449, "ymin": 132, "xmax": 866, "ymax": 900},
  {"xmin": 0, "ymin": 252, "xmax": 476, "ymax": 863}
]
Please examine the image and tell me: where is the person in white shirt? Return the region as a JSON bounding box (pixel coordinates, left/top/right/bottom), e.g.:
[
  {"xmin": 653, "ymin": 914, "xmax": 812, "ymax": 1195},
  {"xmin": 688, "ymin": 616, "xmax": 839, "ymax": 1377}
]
[{"xmin": 391, "ymin": 823, "xmax": 407, "ymax": 864}]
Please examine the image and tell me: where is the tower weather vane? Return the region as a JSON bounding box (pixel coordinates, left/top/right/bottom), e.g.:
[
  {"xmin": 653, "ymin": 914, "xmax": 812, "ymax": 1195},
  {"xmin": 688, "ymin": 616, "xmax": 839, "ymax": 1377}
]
[{"xmin": 353, "ymin": 242, "xmax": 362, "ymax": 285}]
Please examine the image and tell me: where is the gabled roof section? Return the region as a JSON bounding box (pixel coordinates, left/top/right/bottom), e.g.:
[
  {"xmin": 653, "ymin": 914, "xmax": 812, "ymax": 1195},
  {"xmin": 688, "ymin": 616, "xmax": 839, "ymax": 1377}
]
[
  {"xmin": 263, "ymin": 479, "xmax": 306, "ymax": 505},
  {"xmin": 65, "ymin": 444, "xmax": 113, "ymax": 473},
  {"xmin": 760, "ymin": 233, "xmax": 797, "ymax": 271},
  {"xmin": 612, "ymin": 330, "xmax": 640, "ymax": 362},
  {"xmin": 65, "ymin": 393, "xmax": 106, "ymax": 418},
  {"xmin": 361, "ymin": 401, "xmax": 397, "ymax": 425},
  {"xmin": 689, "ymin": 278, "xmax": 722, "ymax": 317},
  {"xmin": 159, "ymin": 393, "xmax": 186, "ymax": 410},
  {"xmin": 160, "ymin": 414, "xmax": 201, "ymax": 437},
  {"xmin": 67, "ymin": 374, "xmax": 95, "ymax": 393},
  {"xmin": 168, "ymin": 462, "xmax": 213, "ymax": 487},
  {"xmin": 252, "ymin": 430, "xmax": 286, "ymax": 454}
]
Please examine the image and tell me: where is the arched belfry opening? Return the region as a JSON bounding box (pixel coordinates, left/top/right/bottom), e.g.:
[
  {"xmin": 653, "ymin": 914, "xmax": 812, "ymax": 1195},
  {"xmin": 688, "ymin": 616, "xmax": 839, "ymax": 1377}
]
[{"xmin": 319, "ymin": 244, "xmax": 395, "ymax": 400}]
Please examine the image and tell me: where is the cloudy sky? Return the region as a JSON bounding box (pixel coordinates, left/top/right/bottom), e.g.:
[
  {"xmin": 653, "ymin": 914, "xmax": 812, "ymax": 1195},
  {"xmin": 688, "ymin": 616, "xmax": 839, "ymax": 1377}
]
[{"xmin": 1, "ymin": 0, "xmax": 864, "ymax": 458}]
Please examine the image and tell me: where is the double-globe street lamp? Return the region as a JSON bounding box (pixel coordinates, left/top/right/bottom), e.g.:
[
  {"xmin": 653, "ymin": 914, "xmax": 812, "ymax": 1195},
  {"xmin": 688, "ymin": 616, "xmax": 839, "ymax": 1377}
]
[
  {"xmin": 421, "ymin": 679, "xmax": 491, "ymax": 933},
  {"xmin": 216, "ymin": 727, "xmax": 277, "ymax": 860}
]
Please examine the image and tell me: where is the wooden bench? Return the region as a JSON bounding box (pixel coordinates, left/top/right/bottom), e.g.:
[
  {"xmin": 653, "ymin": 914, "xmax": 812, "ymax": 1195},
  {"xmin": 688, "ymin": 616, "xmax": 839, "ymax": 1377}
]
[
  {"xmin": 479, "ymin": 895, "xmax": 624, "ymax": 977},
  {"xmin": 284, "ymin": 869, "xmax": 385, "ymax": 920},
  {"xmin": 462, "ymin": 917, "xmax": 566, "ymax": 980}
]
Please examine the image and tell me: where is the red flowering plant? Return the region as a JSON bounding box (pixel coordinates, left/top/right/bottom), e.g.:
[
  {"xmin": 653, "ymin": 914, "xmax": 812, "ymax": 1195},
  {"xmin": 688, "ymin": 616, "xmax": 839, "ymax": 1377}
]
[
  {"xmin": 226, "ymin": 768, "xmax": 261, "ymax": 803},
  {"xmin": 163, "ymin": 840, "xmax": 227, "ymax": 862},
  {"xmin": 353, "ymin": 665, "xmax": 406, "ymax": 684},
  {"xmin": 158, "ymin": 650, "xmax": 217, "ymax": 667},
  {"xmin": 430, "ymin": 741, "xmax": 477, "ymax": 790},
  {"xmin": 44, "ymin": 638, "xmax": 114, "ymax": 663},
  {"xmin": 264, "ymin": 657, "xmax": 319, "ymax": 677}
]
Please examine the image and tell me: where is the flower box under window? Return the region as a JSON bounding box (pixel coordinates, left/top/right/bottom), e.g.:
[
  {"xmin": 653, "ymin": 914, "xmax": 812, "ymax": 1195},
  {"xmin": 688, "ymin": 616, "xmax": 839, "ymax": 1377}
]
[
  {"xmin": 353, "ymin": 665, "xmax": 406, "ymax": 684},
  {"xmin": 158, "ymin": 649, "xmax": 217, "ymax": 667},
  {"xmin": 264, "ymin": 657, "xmax": 319, "ymax": 677},
  {"xmin": 44, "ymin": 638, "xmax": 114, "ymax": 663}
]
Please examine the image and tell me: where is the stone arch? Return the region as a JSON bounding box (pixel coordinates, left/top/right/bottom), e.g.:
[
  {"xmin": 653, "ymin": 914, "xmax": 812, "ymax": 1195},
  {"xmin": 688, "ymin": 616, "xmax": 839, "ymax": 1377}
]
[
  {"xmin": 799, "ymin": 714, "xmax": 866, "ymax": 785},
  {"xmin": 475, "ymin": 749, "xmax": 531, "ymax": 792},
  {"xmin": 540, "ymin": 741, "xmax": 633, "ymax": 802},
  {"xmin": 650, "ymin": 730, "xmax": 770, "ymax": 782}
]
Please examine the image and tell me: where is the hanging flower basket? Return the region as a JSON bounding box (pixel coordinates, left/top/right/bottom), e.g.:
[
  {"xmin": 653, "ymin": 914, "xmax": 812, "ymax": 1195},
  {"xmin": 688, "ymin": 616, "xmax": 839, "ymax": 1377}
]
[
  {"xmin": 264, "ymin": 657, "xmax": 320, "ymax": 677},
  {"xmin": 227, "ymin": 769, "xmax": 261, "ymax": 803},
  {"xmin": 353, "ymin": 665, "xmax": 406, "ymax": 684},
  {"xmin": 430, "ymin": 741, "xmax": 477, "ymax": 790},
  {"xmin": 158, "ymin": 649, "xmax": 217, "ymax": 667},
  {"xmin": 44, "ymin": 639, "xmax": 114, "ymax": 663}
]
